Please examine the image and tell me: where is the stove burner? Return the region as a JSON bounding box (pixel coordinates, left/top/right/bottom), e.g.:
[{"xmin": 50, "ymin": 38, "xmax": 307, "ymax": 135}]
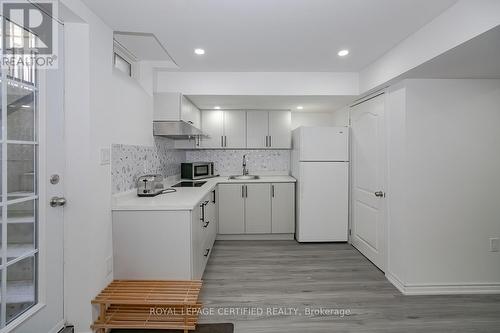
[{"xmin": 172, "ymin": 181, "xmax": 206, "ymax": 188}]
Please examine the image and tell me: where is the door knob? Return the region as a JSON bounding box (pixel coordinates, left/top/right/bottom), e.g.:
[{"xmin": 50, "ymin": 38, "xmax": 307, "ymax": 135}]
[
  {"xmin": 374, "ymin": 191, "xmax": 385, "ymax": 198},
  {"xmin": 50, "ymin": 196, "xmax": 67, "ymax": 207}
]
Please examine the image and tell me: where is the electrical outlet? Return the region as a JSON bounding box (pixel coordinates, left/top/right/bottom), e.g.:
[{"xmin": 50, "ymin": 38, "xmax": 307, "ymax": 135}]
[
  {"xmin": 490, "ymin": 238, "xmax": 499, "ymax": 252},
  {"xmin": 106, "ymin": 256, "xmax": 113, "ymax": 275},
  {"xmin": 100, "ymin": 147, "xmax": 110, "ymax": 165}
]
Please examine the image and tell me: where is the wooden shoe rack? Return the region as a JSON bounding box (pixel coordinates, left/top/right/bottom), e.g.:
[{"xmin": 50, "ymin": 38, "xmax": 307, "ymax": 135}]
[{"xmin": 91, "ymin": 280, "xmax": 203, "ymax": 333}]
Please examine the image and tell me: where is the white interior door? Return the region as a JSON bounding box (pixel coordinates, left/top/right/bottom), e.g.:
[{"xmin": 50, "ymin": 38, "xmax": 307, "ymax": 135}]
[
  {"xmin": 350, "ymin": 94, "xmax": 387, "ymax": 271},
  {"xmin": 4, "ymin": 22, "xmax": 66, "ymax": 333}
]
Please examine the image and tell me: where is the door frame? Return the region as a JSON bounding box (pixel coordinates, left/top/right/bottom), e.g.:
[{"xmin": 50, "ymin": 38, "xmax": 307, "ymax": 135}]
[
  {"xmin": 1, "ymin": 24, "xmax": 66, "ymax": 333},
  {"xmin": 348, "ymin": 91, "xmax": 389, "ymax": 272}
]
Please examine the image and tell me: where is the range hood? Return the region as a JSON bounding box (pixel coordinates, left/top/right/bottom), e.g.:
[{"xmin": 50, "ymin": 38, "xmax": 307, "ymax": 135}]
[{"xmin": 153, "ymin": 120, "xmax": 204, "ymax": 139}]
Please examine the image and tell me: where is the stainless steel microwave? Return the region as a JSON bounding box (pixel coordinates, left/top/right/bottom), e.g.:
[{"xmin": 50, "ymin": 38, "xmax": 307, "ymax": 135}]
[{"xmin": 181, "ymin": 162, "xmax": 215, "ymax": 180}]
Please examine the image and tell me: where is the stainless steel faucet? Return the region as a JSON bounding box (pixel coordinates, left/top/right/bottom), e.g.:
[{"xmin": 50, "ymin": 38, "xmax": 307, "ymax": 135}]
[{"xmin": 242, "ymin": 154, "xmax": 249, "ymax": 175}]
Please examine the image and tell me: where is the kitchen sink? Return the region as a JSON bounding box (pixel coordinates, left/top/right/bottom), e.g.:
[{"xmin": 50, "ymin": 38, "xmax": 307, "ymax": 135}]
[{"xmin": 229, "ymin": 175, "xmax": 260, "ymax": 180}]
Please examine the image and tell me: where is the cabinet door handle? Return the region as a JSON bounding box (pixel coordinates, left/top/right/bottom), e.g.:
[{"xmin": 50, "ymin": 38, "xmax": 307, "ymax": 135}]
[
  {"xmin": 221, "ymin": 136, "xmax": 224, "ymax": 147},
  {"xmin": 204, "ymin": 248, "xmax": 210, "ymax": 257},
  {"xmin": 271, "ymin": 185, "xmax": 275, "ymax": 198},
  {"xmin": 203, "ymin": 220, "xmax": 210, "ymax": 228},
  {"xmin": 265, "ymin": 135, "xmax": 268, "ymax": 147},
  {"xmin": 242, "ymin": 185, "xmax": 245, "ymax": 198},
  {"xmin": 224, "ymin": 136, "xmax": 227, "ymax": 147},
  {"xmin": 212, "ymin": 190, "xmax": 216, "ymax": 203},
  {"xmin": 269, "ymin": 135, "xmax": 272, "ymax": 147},
  {"xmin": 245, "ymin": 185, "xmax": 248, "ymax": 198},
  {"xmin": 200, "ymin": 203, "xmax": 205, "ymax": 221}
]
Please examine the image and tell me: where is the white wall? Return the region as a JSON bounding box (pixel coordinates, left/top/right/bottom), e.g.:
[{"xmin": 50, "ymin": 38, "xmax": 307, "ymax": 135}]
[
  {"xmin": 360, "ymin": 0, "xmax": 500, "ymax": 93},
  {"xmin": 156, "ymin": 71, "xmax": 359, "ymax": 95},
  {"xmin": 385, "ymin": 79, "xmax": 500, "ymax": 293},
  {"xmin": 331, "ymin": 106, "xmax": 349, "ymax": 126},
  {"xmin": 61, "ymin": 1, "xmax": 155, "ymax": 331},
  {"xmin": 291, "ymin": 112, "xmax": 335, "ymax": 129}
]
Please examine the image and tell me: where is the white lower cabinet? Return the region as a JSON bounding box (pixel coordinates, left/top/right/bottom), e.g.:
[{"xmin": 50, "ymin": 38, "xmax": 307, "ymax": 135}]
[
  {"xmin": 245, "ymin": 184, "xmax": 271, "ymax": 233},
  {"xmin": 112, "ymin": 190, "xmax": 217, "ymax": 280},
  {"xmin": 218, "ymin": 182, "xmax": 295, "ymax": 235},
  {"xmin": 218, "ymin": 184, "xmax": 245, "ymax": 234},
  {"xmin": 271, "ymin": 183, "xmax": 295, "ymax": 233}
]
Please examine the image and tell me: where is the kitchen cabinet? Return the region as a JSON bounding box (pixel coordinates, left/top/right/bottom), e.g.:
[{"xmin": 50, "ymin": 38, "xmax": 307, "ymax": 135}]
[
  {"xmin": 218, "ymin": 182, "xmax": 295, "ymax": 235},
  {"xmin": 200, "ymin": 111, "xmax": 223, "ymax": 148},
  {"xmin": 271, "ymin": 183, "xmax": 295, "ymax": 233},
  {"xmin": 245, "ymin": 184, "xmax": 272, "ymax": 233},
  {"xmin": 112, "ymin": 189, "xmax": 217, "ymax": 280},
  {"xmin": 154, "ymin": 92, "xmax": 201, "ymax": 128},
  {"xmin": 246, "ymin": 111, "xmax": 291, "ymax": 149},
  {"xmin": 223, "ymin": 110, "xmax": 246, "ymax": 148},
  {"xmin": 218, "ymin": 184, "xmax": 245, "ymax": 234},
  {"xmin": 269, "ymin": 111, "xmax": 292, "ymax": 148},
  {"xmin": 246, "ymin": 111, "xmax": 269, "ymax": 148},
  {"xmin": 201, "ymin": 110, "xmax": 246, "ymax": 148}
]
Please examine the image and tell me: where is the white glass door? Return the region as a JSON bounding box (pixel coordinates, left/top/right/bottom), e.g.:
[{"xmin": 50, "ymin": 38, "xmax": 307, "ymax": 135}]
[{"xmin": 0, "ymin": 14, "xmax": 65, "ymax": 333}]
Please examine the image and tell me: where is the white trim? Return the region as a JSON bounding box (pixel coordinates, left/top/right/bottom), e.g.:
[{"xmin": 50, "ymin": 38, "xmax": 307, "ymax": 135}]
[
  {"xmin": 386, "ymin": 273, "xmax": 500, "ymax": 295},
  {"xmin": 385, "ymin": 272, "xmax": 406, "ymax": 294},
  {"xmin": 48, "ymin": 320, "xmax": 65, "ymax": 333},
  {"xmin": 0, "ymin": 304, "xmax": 45, "ymax": 333},
  {"xmin": 216, "ymin": 234, "xmax": 294, "ymax": 241}
]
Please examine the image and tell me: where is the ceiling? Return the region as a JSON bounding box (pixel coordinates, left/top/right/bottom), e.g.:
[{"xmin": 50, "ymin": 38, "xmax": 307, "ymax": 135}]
[
  {"xmin": 406, "ymin": 25, "xmax": 500, "ymax": 79},
  {"xmin": 186, "ymin": 95, "xmax": 354, "ymax": 113},
  {"xmin": 81, "ymin": 0, "xmax": 457, "ymax": 72}
]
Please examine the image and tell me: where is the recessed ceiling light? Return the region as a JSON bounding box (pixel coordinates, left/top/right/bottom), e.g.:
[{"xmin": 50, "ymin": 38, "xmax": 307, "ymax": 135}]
[
  {"xmin": 194, "ymin": 48, "xmax": 205, "ymax": 55},
  {"xmin": 296, "ymin": 106, "xmax": 304, "ymax": 110},
  {"xmin": 214, "ymin": 106, "xmax": 221, "ymax": 110},
  {"xmin": 21, "ymin": 105, "xmax": 31, "ymax": 108},
  {"xmin": 338, "ymin": 49, "xmax": 349, "ymax": 57}
]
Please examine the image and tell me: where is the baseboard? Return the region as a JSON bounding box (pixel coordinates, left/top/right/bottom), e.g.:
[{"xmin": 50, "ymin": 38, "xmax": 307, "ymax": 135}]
[
  {"xmin": 49, "ymin": 320, "xmax": 65, "ymax": 333},
  {"xmin": 386, "ymin": 273, "xmax": 500, "ymax": 295},
  {"xmin": 216, "ymin": 234, "xmax": 295, "ymax": 241},
  {"xmin": 385, "ymin": 273, "xmax": 406, "ymax": 294}
]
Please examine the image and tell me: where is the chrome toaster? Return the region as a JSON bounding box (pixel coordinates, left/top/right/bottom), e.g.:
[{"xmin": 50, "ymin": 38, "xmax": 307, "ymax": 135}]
[{"xmin": 137, "ymin": 174, "xmax": 164, "ymax": 197}]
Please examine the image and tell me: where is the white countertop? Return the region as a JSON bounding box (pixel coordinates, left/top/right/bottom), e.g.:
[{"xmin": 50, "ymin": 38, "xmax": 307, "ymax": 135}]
[{"xmin": 112, "ymin": 175, "xmax": 296, "ymax": 211}]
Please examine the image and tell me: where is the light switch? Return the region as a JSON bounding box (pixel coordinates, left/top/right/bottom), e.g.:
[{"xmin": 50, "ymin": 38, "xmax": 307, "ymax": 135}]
[{"xmin": 100, "ymin": 147, "xmax": 111, "ymax": 165}]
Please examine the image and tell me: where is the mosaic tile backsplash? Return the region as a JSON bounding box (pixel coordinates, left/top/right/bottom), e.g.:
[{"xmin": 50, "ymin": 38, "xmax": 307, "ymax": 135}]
[
  {"xmin": 186, "ymin": 150, "xmax": 290, "ymax": 176},
  {"xmin": 111, "ymin": 137, "xmax": 186, "ymax": 194}
]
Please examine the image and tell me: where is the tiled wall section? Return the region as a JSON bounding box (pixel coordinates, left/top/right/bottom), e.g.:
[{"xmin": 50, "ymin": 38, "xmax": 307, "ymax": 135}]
[
  {"xmin": 111, "ymin": 137, "xmax": 186, "ymax": 194},
  {"xmin": 186, "ymin": 150, "xmax": 290, "ymax": 176}
]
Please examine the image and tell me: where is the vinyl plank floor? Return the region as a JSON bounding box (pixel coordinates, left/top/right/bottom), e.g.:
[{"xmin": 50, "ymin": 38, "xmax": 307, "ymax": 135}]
[{"xmin": 198, "ymin": 240, "xmax": 500, "ymax": 333}]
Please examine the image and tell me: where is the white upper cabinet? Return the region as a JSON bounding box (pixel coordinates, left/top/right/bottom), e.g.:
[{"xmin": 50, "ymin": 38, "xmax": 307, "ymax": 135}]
[
  {"xmin": 201, "ymin": 110, "xmax": 246, "ymax": 148},
  {"xmin": 201, "ymin": 111, "xmax": 224, "ymax": 148},
  {"xmin": 223, "ymin": 111, "xmax": 246, "ymax": 148},
  {"xmin": 246, "ymin": 111, "xmax": 269, "ymax": 148},
  {"xmin": 246, "ymin": 111, "xmax": 291, "ymax": 149},
  {"xmin": 199, "ymin": 110, "xmax": 291, "ymax": 149},
  {"xmin": 181, "ymin": 96, "xmax": 201, "ymax": 129},
  {"xmin": 269, "ymin": 111, "xmax": 291, "ymax": 148},
  {"xmin": 154, "ymin": 92, "xmax": 201, "ymax": 129}
]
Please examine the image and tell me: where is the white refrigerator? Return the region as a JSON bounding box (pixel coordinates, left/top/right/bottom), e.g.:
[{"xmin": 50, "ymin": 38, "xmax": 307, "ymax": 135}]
[{"xmin": 291, "ymin": 126, "xmax": 349, "ymax": 242}]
